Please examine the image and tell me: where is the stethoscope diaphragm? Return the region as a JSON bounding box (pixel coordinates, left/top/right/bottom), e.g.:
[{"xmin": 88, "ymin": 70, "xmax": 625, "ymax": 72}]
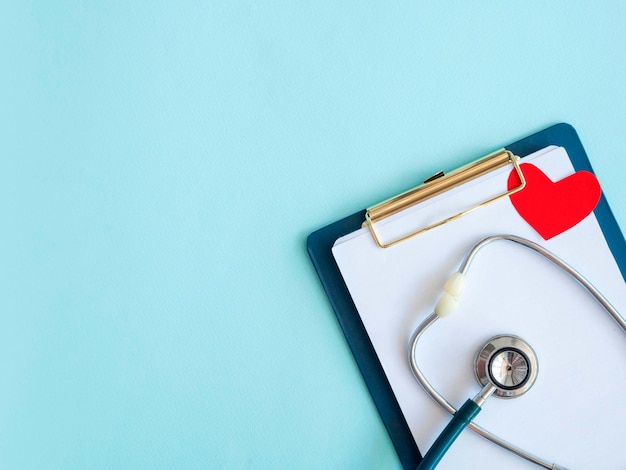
[{"xmin": 475, "ymin": 334, "xmax": 538, "ymax": 398}]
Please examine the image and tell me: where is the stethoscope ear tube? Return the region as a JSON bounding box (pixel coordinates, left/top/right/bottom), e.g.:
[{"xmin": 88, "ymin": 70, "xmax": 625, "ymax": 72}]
[{"xmin": 415, "ymin": 399, "xmax": 481, "ymax": 470}]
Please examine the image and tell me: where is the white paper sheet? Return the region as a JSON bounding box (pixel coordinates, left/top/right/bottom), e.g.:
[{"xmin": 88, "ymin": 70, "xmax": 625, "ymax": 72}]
[{"xmin": 332, "ymin": 147, "xmax": 626, "ymax": 469}]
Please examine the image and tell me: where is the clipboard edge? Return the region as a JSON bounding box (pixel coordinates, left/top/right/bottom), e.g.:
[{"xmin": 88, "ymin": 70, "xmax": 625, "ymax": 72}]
[{"xmin": 306, "ymin": 214, "xmax": 423, "ymax": 469}]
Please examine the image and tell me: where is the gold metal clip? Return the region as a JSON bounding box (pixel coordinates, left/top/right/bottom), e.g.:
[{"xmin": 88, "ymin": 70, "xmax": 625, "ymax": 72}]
[{"xmin": 364, "ymin": 149, "xmax": 526, "ymax": 248}]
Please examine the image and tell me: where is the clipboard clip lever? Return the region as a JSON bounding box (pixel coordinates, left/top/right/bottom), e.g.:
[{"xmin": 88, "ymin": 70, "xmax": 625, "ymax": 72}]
[{"xmin": 364, "ymin": 149, "xmax": 526, "ymax": 248}]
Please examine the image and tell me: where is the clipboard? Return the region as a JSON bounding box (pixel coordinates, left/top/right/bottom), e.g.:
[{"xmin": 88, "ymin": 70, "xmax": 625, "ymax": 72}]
[{"xmin": 306, "ymin": 123, "xmax": 626, "ymax": 469}]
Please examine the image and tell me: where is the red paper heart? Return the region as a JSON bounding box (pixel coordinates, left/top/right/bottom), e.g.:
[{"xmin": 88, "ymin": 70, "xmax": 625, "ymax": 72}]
[{"xmin": 507, "ymin": 163, "xmax": 601, "ymax": 240}]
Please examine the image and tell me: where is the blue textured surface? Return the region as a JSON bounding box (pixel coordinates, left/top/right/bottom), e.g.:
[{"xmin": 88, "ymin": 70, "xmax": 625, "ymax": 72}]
[{"xmin": 2, "ymin": 3, "xmax": 626, "ymax": 469}]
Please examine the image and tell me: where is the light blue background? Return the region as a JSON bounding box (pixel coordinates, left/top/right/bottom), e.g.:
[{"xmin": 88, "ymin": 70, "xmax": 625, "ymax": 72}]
[{"xmin": 2, "ymin": 2, "xmax": 626, "ymax": 468}]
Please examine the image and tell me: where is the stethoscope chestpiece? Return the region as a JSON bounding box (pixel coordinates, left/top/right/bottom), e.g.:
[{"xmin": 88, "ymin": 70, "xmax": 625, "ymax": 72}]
[{"xmin": 475, "ymin": 334, "xmax": 539, "ymax": 399}]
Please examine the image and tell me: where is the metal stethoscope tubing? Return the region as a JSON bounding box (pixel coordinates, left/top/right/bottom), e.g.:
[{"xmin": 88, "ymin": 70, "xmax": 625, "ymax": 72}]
[{"xmin": 409, "ymin": 234, "xmax": 626, "ymax": 470}]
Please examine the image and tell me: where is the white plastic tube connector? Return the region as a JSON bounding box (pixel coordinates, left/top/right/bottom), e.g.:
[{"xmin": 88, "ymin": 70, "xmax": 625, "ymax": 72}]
[{"xmin": 434, "ymin": 272, "xmax": 466, "ymax": 317}]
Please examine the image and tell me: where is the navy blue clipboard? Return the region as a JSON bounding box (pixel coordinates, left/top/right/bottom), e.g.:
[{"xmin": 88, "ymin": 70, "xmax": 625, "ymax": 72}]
[{"xmin": 306, "ymin": 123, "xmax": 626, "ymax": 469}]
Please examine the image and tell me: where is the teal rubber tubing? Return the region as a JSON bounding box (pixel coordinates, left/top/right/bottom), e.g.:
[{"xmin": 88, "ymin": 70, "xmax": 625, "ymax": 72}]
[{"xmin": 416, "ymin": 399, "xmax": 481, "ymax": 470}]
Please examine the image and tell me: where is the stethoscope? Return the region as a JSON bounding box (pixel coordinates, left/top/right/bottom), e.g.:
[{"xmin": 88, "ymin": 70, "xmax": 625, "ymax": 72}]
[{"xmin": 408, "ymin": 235, "xmax": 626, "ymax": 470}]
